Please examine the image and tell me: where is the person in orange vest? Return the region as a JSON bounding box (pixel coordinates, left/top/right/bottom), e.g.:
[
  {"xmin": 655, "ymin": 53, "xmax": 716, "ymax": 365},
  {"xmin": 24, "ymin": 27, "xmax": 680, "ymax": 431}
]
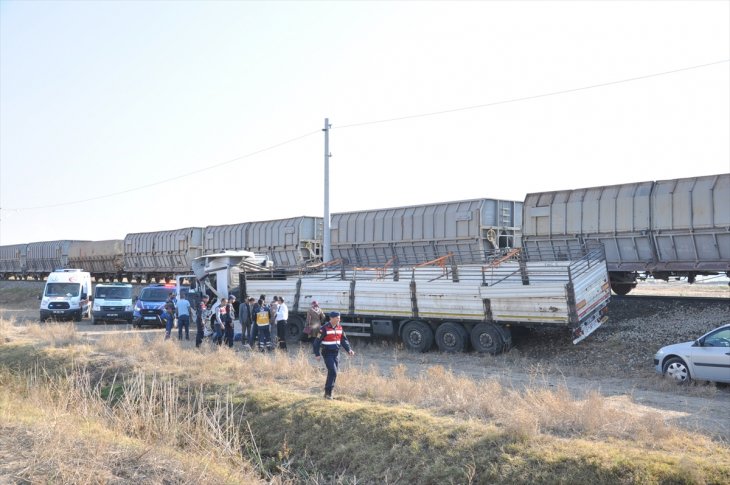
[{"xmin": 313, "ymin": 311, "xmax": 355, "ymax": 399}]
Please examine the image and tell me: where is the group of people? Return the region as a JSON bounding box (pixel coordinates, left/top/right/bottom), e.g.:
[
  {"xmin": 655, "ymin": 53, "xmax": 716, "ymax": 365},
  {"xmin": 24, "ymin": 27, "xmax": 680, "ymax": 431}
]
[
  {"xmin": 161, "ymin": 291, "xmax": 191, "ymax": 341},
  {"xmin": 163, "ymin": 292, "xmax": 355, "ymax": 399},
  {"xmin": 244, "ymin": 294, "xmax": 289, "ymax": 351},
  {"xmin": 162, "ymin": 292, "xmax": 355, "ymax": 399}
]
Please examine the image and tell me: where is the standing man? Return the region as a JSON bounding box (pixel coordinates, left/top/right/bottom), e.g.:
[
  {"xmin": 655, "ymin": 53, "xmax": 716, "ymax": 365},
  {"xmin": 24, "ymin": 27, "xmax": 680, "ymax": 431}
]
[
  {"xmin": 249, "ymin": 297, "xmax": 264, "ymax": 348},
  {"xmin": 166, "ymin": 291, "xmax": 178, "ymax": 312},
  {"xmin": 224, "ymin": 295, "xmax": 236, "ymax": 347},
  {"xmin": 254, "ymin": 298, "xmax": 272, "ymax": 351},
  {"xmin": 163, "ymin": 301, "xmax": 175, "ymax": 340},
  {"xmin": 240, "ymin": 296, "xmax": 253, "ymax": 349},
  {"xmin": 313, "ymin": 311, "xmax": 355, "ymax": 399},
  {"xmin": 176, "ymin": 293, "xmax": 191, "ymax": 341},
  {"xmin": 195, "ymin": 295, "xmax": 210, "ymax": 348},
  {"xmin": 275, "ymin": 296, "xmax": 289, "ymax": 350},
  {"xmin": 213, "ymin": 298, "xmax": 228, "ymax": 346},
  {"xmin": 269, "ymin": 296, "xmax": 279, "ymax": 348},
  {"xmin": 166, "ymin": 291, "xmax": 178, "ymax": 329}
]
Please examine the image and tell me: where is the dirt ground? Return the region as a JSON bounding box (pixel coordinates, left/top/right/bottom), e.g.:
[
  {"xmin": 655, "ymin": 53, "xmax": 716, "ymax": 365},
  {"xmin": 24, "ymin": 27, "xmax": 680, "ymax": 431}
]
[{"xmin": 1, "ymin": 279, "xmax": 729, "ymax": 440}]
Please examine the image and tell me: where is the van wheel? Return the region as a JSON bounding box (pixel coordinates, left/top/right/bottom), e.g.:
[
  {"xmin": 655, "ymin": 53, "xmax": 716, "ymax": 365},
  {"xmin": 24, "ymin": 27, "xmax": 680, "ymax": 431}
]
[
  {"xmin": 74, "ymin": 311, "xmax": 82, "ymax": 323},
  {"xmin": 435, "ymin": 322, "xmax": 469, "ymax": 353}
]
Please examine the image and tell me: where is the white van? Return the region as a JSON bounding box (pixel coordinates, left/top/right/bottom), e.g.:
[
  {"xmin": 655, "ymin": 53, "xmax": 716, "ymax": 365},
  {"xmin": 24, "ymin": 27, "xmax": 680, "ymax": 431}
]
[
  {"xmin": 92, "ymin": 283, "xmax": 134, "ymax": 325},
  {"xmin": 39, "ymin": 269, "xmax": 92, "ymax": 322}
]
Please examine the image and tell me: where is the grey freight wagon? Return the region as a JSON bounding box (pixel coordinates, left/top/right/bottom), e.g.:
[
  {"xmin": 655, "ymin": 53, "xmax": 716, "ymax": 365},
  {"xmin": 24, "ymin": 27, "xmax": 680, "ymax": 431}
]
[
  {"xmin": 124, "ymin": 228, "xmax": 204, "ymax": 282},
  {"xmin": 203, "ymin": 216, "xmax": 322, "ymax": 268},
  {"xmin": 330, "ymin": 198, "xmax": 522, "ymax": 267},
  {"xmin": 67, "ymin": 240, "xmax": 125, "ymax": 281},
  {"xmin": 25, "ymin": 240, "xmax": 87, "ymax": 278},
  {"xmin": 521, "ymin": 173, "xmax": 730, "ymax": 294},
  {"xmin": 0, "ymin": 243, "xmax": 28, "ymax": 279}
]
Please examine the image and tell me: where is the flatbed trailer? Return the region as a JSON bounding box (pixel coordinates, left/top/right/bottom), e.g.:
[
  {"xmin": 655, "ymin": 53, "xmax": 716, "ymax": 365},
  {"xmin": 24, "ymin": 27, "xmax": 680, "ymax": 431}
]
[{"xmin": 241, "ymin": 245, "xmax": 611, "ymax": 354}]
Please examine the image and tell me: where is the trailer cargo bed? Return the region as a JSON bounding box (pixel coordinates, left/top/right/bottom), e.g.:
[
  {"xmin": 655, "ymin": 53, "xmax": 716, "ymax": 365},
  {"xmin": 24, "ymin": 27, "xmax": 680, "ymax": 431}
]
[{"xmin": 242, "ymin": 246, "xmax": 611, "ymax": 352}]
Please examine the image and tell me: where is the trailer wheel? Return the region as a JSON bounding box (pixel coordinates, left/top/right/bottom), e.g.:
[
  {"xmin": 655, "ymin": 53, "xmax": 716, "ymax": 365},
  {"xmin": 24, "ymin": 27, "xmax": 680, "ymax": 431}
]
[
  {"xmin": 401, "ymin": 321, "xmax": 433, "ymax": 353},
  {"xmin": 435, "ymin": 322, "xmax": 469, "ymax": 353},
  {"xmin": 287, "ymin": 315, "xmax": 304, "ymax": 342},
  {"xmin": 499, "ymin": 326, "xmax": 512, "ymax": 352},
  {"xmin": 470, "ymin": 323, "xmax": 503, "ymax": 355}
]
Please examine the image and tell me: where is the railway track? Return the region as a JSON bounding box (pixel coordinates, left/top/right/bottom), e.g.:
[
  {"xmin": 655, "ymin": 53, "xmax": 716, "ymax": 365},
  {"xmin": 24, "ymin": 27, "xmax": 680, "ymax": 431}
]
[{"xmin": 612, "ymin": 294, "xmax": 730, "ymax": 305}]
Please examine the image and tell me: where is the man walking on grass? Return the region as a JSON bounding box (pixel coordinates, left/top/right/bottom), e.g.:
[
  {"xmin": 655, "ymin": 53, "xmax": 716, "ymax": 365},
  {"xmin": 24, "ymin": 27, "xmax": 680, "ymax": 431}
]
[{"xmin": 313, "ymin": 311, "xmax": 355, "ymax": 399}]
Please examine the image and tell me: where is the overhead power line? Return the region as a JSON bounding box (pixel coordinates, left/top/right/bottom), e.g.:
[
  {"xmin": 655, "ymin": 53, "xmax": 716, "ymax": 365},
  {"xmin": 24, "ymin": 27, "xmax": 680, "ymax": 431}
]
[
  {"xmin": 7, "ymin": 129, "xmax": 321, "ymax": 211},
  {"xmin": 4, "ymin": 58, "xmax": 727, "ymax": 212},
  {"xmin": 335, "ymin": 59, "xmax": 730, "ymax": 129}
]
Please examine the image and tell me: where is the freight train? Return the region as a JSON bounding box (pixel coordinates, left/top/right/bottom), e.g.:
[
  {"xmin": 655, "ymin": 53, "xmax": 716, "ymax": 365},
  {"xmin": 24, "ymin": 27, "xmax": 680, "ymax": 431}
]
[
  {"xmin": 522, "ymin": 173, "xmax": 730, "ymax": 294},
  {"xmin": 0, "ymin": 216, "xmax": 323, "ymax": 283},
  {"xmin": 1, "ymin": 174, "xmax": 728, "ymax": 294}
]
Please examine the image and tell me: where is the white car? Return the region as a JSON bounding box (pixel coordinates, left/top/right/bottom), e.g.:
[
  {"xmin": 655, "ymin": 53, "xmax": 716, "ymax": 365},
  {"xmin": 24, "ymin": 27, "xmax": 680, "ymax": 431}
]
[{"xmin": 654, "ymin": 323, "xmax": 730, "ymax": 384}]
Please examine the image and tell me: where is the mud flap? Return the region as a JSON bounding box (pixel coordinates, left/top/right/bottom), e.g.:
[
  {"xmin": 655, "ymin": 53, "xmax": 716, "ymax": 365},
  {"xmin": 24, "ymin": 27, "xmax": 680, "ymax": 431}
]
[{"xmin": 572, "ymin": 312, "xmax": 608, "ymax": 344}]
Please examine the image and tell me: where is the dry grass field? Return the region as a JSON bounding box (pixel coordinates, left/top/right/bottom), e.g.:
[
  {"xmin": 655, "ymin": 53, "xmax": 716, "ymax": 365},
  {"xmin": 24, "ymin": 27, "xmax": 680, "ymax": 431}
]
[{"xmin": 0, "ymin": 280, "xmax": 729, "ymax": 484}]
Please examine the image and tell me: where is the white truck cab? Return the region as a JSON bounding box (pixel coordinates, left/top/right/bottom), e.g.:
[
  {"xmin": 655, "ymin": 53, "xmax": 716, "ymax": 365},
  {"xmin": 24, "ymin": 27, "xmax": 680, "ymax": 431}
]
[
  {"xmin": 92, "ymin": 282, "xmax": 134, "ymax": 325},
  {"xmin": 39, "ymin": 269, "xmax": 92, "ymax": 322}
]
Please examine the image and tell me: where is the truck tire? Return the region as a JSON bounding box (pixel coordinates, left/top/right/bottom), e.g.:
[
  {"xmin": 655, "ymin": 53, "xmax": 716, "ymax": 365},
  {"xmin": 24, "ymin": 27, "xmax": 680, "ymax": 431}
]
[
  {"xmin": 401, "ymin": 320, "xmax": 433, "ymax": 353},
  {"xmin": 470, "ymin": 323, "xmax": 503, "ymax": 355},
  {"xmin": 74, "ymin": 311, "xmax": 82, "ymax": 323},
  {"xmin": 435, "ymin": 322, "xmax": 469, "ymax": 353},
  {"xmin": 287, "ymin": 315, "xmax": 304, "ymax": 342},
  {"xmin": 498, "ymin": 326, "xmax": 512, "ymax": 352}
]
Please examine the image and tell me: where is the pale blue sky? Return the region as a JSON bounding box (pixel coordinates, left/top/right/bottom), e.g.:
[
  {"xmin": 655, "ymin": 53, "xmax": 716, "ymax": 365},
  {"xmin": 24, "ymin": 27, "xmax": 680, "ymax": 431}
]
[{"xmin": 1, "ymin": 0, "xmax": 728, "ymax": 245}]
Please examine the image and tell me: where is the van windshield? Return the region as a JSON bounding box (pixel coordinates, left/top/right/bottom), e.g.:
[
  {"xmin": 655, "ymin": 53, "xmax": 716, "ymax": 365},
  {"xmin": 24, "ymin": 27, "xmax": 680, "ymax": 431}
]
[
  {"xmin": 139, "ymin": 287, "xmax": 174, "ymax": 302},
  {"xmin": 45, "ymin": 283, "xmax": 80, "ymax": 297},
  {"xmin": 95, "ymin": 286, "xmax": 133, "ymax": 299}
]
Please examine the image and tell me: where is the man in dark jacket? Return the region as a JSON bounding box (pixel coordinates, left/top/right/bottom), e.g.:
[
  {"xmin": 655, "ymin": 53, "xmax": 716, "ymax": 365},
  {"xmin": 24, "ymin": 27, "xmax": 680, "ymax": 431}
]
[
  {"xmin": 195, "ymin": 295, "xmax": 210, "ymax": 348},
  {"xmin": 313, "ymin": 311, "xmax": 355, "ymax": 399},
  {"xmin": 240, "ymin": 296, "xmax": 253, "ymax": 348}
]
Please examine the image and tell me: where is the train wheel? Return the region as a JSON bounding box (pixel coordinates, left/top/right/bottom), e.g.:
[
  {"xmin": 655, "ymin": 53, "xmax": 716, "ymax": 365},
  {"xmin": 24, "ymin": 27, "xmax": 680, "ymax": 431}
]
[
  {"xmin": 610, "ymin": 283, "xmax": 635, "ymax": 295},
  {"xmin": 435, "ymin": 322, "xmax": 469, "ymax": 353},
  {"xmin": 470, "ymin": 323, "xmax": 504, "ymax": 355},
  {"xmin": 401, "ymin": 320, "xmax": 434, "ymax": 352}
]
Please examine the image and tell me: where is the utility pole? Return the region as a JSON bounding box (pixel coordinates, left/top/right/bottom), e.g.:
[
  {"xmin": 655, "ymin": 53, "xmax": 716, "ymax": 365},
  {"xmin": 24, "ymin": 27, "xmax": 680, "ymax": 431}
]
[{"xmin": 323, "ymin": 118, "xmax": 332, "ymax": 262}]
